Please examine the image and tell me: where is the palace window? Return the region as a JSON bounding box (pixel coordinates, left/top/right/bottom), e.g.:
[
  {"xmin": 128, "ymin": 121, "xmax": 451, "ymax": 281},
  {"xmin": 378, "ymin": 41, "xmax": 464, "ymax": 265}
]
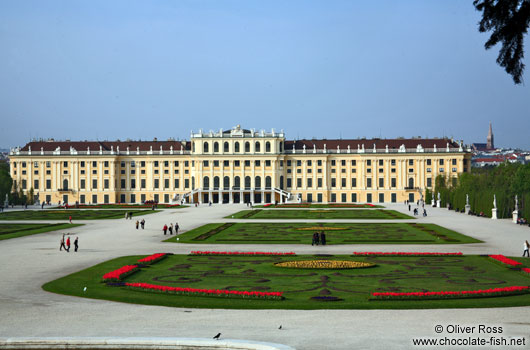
[
  {"xmin": 317, "ymin": 178, "xmax": 323, "ymax": 188},
  {"xmin": 235, "ymin": 142, "xmax": 240, "ymax": 153},
  {"xmin": 164, "ymin": 179, "xmax": 169, "ymax": 188},
  {"xmin": 80, "ymin": 161, "xmax": 85, "ymax": 167},
  {"xmin": 379, "ymin": 178, "xmax": 384, "ymax": 187},
  {"xmin": 331, "ymin": 178, "xmax": 336, "ymax": 187},
  {"xmin": 367, "ymin": 178, "xmax": 372, "ymax": 188},
  {"xmin": 265, "ymin": 160, "xmax": 271, "ymax": 167},
  {"xmin": 131, "ymin": 179, "xmax": 136, "ymax": 189},
  {"xmin": 391, "ymin": 178, "xmax": 396, "ymax": 187},
  {"xmin": 104, "ymin": 161, "xmax": 109, "ymax": 167},
  {"xmin": 80, "ymin": 179, "xmax": 85, "ymax": 189},
  {"xmin": 427, "ymin": 159, "xmax": 432, "ymax": 165},
  {"xmin": 214, "ymin": 142, "xmax": 219, "ymax": 153},
  {"xmin": 452, "ymin": 159, "xmax": 457, "ymax": 165},
  {"xmin": 34, "ymin": 179, "xmax": 39, "ymax": 189},
  {"xmin": 266, "ymin": 141, "xmax": 271, "ymax": 152},
  {"xmin": 224, "ymin": 142, "xmax": 229, "ymax": 152},
  {"xmin": 141, "ymin": 179, "xmax": 146, "ymax": 189},
  {"xmin": 203, "ymin": 142, "xmax": 209, "ymax": 153},
  {"xmin": 92, "ymin": 179, "xmax": 98, "ymax": 188},
  {"xmin": 287, "ymin": 160, "xmax": 291, "ymax": 166},
  {"xmin": 378, "ymin": 168, "xmax": 383, "ymax": 173},
  {"xmin": 255, "ymin": 141, "xmax": 261, "ymax": 152},
  {"xmin": 391, "ymin": 159, "xmax": 396, "ymax": 166},
  {"xmin": 245, "ymin": 160, "xmax": 250, "ymax": 167},
  {"xmin": 427, "ymin": 178, "xmax": 432, "ymax": 187},
  {"xmin": 93, "ymin": 161, "xmax": 97, "ymax": 167},
  {"xmin": 341, "ymin": 178, "xmax": 346, "ymax": 187},
  {"xmin": 318, "ymin": 160, "xmax": 322, "ymax": 166},
  {"xmin": 154, "ymin": 161, "xmax": 159, "ymax": 167},
  {"xmin": 379, "ymin": 160, "xmax": 383, "ymax": 166},
  {"xmin": 296, "ymin": 178, "xmax": 302, "ymax": 187},
  {"xmin": 213, "ymin": 160, "xmax": 219, "ymax": 167},
  {"xmin": 341, "ymin": 160, "xmax": 346, "ymax": 166},
  {"xmin": 244, "ymin": 142, "xmax": 250, "ymax": 153},
  {"xmin": 408, "ymin": 159, "xmax": 413, "ymax": 166},
  {"xmin": 63, "ymin": 161, "xmax": 68, "ymax": 167},
  {"xmin": 234, "ymin": 160, "xmax": 240, "ymax": 167},
  {"xmin": 351, "ymin": 160, "xmax": 356, "ymax": 166},
  {"xmin": 203, "ymin": 160, "xmax": 209, "ymax": 167},
  {"xmin": 352, "ymin": 178, "xmax": 357, "ymax": 187},
  {"xmin": 104, "ymin": 179, "xmax": 109, "ymax": 189},
  {"xmin": 297, "ymin": 160, "xmax": 302, "ymax": 167},
  {"xmin": 439, "ymin": 159, "xmax": 444, "ymax": 165},
  {"xmin": 224, "ymin": 160, "xmax": 230, "ymax": 167},
  {"xmin": 255, "ymin": 160, "xmax": 261, "ymax": 167},
  {"xmin": 154, "ymin": 179, "xmax": 159, "ymax": 189},
  {"xmin": 331, "ymin": 160, "xmax": 336, "ymax": 166},
  {"xmin": 366, "ymin": 160, "xmax": 371, "ymax": 166}
]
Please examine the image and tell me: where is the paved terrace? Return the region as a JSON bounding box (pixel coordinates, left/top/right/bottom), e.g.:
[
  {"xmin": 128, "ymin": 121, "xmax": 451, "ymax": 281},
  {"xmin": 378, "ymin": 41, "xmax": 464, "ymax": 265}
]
[{"xmin": 0, "ymin": 203, "xmax": 529, "ymax": 349}]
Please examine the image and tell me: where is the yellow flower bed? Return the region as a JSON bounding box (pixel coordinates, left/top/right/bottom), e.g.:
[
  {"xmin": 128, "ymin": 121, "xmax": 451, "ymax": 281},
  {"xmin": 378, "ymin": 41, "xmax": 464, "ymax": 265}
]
[
  {"xmin": 296, "ymin": 227, "xmax": 346, "ymax": 231},
  {"xmin": 275, "ymin": 260, "xmax": 375, "ymax": 269}
]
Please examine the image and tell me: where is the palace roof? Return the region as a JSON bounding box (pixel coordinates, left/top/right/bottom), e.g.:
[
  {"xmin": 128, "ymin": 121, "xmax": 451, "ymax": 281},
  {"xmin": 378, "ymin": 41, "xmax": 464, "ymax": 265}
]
[{"xmin": 20, "ymin": 140, "xmax": 190, "ymax": 152}]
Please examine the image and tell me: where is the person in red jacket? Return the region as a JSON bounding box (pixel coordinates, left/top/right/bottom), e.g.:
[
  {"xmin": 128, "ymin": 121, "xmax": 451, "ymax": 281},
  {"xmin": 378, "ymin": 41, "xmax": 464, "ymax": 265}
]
[
  {"xmin": 163, "ymin": 224, "xmax": 168, "ymax": 235},
  {"xmin": 66, "ymin": 236, "xmax": 71, "ymax": 252}
]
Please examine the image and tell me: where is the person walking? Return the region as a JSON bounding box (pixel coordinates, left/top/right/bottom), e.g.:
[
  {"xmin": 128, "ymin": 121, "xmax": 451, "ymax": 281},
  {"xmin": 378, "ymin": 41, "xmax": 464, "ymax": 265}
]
[
  {"xmin": 125, "ymin": 212, "xmax": 128, "ymax": 220},
  {"xmin": 66, "ymin": 236, "xmax": 71, "ymax": 252},
  {"xmin": 141, "ymin": 219, "xmax": 145, "ymax": 229},
  {"xmin": 163, "ymin": 224, "xmax": 168, "ymax": 235},
  {"xmin": 74, "ymin": 237, "xmax": 79, "ymax": 252},
  {"xmin": 524, "ymin": 240, "xmax": 530, "ymax": 257},
  {"xmin": 423, "ymin": 209, "xmax": 427, "ymax": 217},
  {"xmin": 69, "ymin": 215, "xmax": 72, "ymax": 224},
  {"xmin": 59, "ymin": 234, "xmax": 67, "ymax": 251},
  {"xmin": 169, "ymin": 223, "xmax": 173, "ymax": 235},
  {"xmin": 320, "ymin": 231, "xmax": 326, "ymax": 246},
  {"xmin": 129, "ymin": 212, "xmax": 133, "ymax": 220},
  {"xmin": 175, "ymin": 223, "xmax": 179, "ymax": 234},
  {"xmin": 135, "ymin": 220, "xmax": 139, "ymax": 229}
]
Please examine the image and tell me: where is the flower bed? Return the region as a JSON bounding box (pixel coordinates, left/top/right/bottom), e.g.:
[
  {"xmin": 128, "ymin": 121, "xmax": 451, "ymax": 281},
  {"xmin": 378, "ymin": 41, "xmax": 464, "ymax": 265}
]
[
  {"xmin": 372, "ymin": 286, "xmax": 530, "ymax": 300},
  {"xmin": 522, "ymin": 268, "xmax": 530, "ymax": 274},
  {"xmin": 190, "ymin": 251, "xmax": 296, "ymax": 256},
  {"xmin": 353, "ymin": 252, "xmax": 463, "ymax": 257},
  {"xmin": 102, "ymin": 265, "xmax": 139, "ymax": 282},
  {"xmin": 138, "ymin": 253, "xmax": 168, "ymax": 264},
  {"xmin": 124, "ymin": 282, "xmax": 283, "ymax": 300},
  {"xmin": 275, "ymin": 260, "xmax": 375, "ymax": 269},
  {"xmin": 489, "ymin": 255, "xmax": 522, "ymax": 267}
]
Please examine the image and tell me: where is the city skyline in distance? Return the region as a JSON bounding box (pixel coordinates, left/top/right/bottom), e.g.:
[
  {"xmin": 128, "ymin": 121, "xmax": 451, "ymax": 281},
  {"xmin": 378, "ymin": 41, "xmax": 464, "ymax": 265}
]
[{"xmin": 1, "ymin": 1, "xmax": 529, "ymax": 149}]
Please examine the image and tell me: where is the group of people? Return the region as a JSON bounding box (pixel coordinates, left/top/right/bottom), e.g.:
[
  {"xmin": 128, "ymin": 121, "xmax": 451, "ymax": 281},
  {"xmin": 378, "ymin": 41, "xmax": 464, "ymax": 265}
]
[
  {"xmin": 135, "ymin": 219, "xmax": 146, "ymax": 229},
  {"xmin": 412, "ymin": 208, "xmax": 427, "ymax": 217},
  {"xmin": 124, "ymin": 212, "xmax": 135, "ymax": 220},
  {"xmin": 516, "ymin": 217, "xmax": 528, "ymax": 226},
  {"xmin": 162, "ymin": 223, "xmax": 179, "ymax": 235},
  {"xmin": 59, "ymin": 233, "xmax": 78, "ymax": 252},
  {"xmin": 311, "ymin": 231, "xmax": 326, "ymax": 246}
]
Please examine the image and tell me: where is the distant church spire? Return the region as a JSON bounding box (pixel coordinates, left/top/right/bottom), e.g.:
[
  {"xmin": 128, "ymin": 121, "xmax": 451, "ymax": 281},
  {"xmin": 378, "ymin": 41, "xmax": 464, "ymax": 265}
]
[{"xmin": 487, "ymin": 122, "xmax": 494, "ymax": 149}]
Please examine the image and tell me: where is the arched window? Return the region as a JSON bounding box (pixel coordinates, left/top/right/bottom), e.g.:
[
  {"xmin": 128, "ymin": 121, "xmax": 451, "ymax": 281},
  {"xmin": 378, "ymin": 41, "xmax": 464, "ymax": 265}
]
[
  {"xmin": 245, "ymin": 142, "xmax": 250, "ymax": 153},
  {"xmin": 203, "ymin": 176, "xmax": 210, "ymax": 189},
  {"xmin": 408, "ymin": 178, "xmax": 414, "ymax": 188},
  {"xmin": 265, "ymin": 176, "xmax": 271, "ymax": 189},
  {"xmin": 245, "ymin": 176, "xmax": 251, "ymax": 189},
  {"xmin": 280, "ymin": 176, "xmax": 284, "ymax": 190},
  {"xmin": 234, "ymin": 176, "xmax": 240, "ymax": 189},
  {"xmin": 235, "ymin": 142, "xmax": 240, "ymax": 153},
  {"xmin": 223, "ymin": 176, "xmax": 230, "ymax": 190},
  {"xmin": 255, "ymin": 176, "xmax": 261, "ymax": 189},
  {"xmin": 255, "ymin": 141, "xmax": 261, "ymax": 152},
  {"xmin": 213, "ymin": 142, "xmax": 219, "ymax": 153},
  {"xmin": 63, "ymin": 178, "xmax": 68, "ymax": 190},
  {"xmin": 224, "ymin": 142, "xmax": 229, "ymax": 152},
  {"xmin": 203, "ymin": 142, "xmax": 209, "ymax": 153},
  {"xmin": 265, "ymin": 141, "xmax": 271, "ymax": 153},
  {"xmin": 213, "ymin": 176, "xmax": 220, "ymax": 189}
]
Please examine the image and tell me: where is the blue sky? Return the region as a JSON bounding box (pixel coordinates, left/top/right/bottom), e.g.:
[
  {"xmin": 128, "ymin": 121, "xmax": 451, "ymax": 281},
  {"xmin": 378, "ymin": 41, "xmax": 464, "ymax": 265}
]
[{"xmin": 1, "ymin": 1, "xmax": 529, "ymax": 149}]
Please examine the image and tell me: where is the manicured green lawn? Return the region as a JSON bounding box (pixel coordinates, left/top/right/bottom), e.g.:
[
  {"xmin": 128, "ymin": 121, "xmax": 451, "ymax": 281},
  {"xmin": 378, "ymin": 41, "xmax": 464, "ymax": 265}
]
[
  {"xmin": 0, "ymin": 209, "xmax": 157, "ymax": 220},
  {"xmin": 254, "ymin": 204, "xmax": 384, "ymax": 208},
  {"xmin": 42, "ymin": 254, "xmax": 530, "ymax": 309},
  {"xmin": 227, "ymin": 209, "xmax": 412, "ymax": 219},
  {"xmin": 0, "ymin": 223, "xmax": 83, "ymax": 241},
  {"xmin": 166, "ymin": 222, "xmax": 479, "ymax": 244}
]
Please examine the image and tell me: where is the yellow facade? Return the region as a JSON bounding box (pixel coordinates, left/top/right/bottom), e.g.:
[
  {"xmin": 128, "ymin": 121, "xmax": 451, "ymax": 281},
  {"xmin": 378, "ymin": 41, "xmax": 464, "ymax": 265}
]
[{"xmin": 9, "ymin": 126, "xmax": 471, "ymax": 205}]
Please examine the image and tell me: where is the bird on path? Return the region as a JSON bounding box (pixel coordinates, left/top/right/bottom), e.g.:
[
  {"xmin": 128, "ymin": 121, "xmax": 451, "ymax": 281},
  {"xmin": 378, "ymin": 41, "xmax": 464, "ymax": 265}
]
[
  {"xmin": 279, "ymin": 325, "xmax": 282, "ymax": 330},
  {"xmin": 213, "ymin": 333, "xmax": 221, "ymax": 340}
]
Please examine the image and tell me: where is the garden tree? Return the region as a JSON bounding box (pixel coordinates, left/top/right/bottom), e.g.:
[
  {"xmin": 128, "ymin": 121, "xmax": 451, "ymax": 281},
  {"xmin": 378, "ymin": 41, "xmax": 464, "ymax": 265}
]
[
  {"xmin": 474, "ymin": 0, "xmax": 530, "ymax": 84},
  {"xmin": 432, "ymin": 162, "xmax": 530, "ymax": 219},
  {"xmin": 0, "ymin": 163, "xmax": 13, "ymax": 205},
  {"xmin": 28, "ymin": 187, "xmax": 34, "ymax": 204}
]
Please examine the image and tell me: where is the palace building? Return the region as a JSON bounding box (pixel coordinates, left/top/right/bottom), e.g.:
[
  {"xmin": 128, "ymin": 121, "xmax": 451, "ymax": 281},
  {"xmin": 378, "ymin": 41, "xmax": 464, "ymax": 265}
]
[{"xmin": 8, "ymin": 125, "xmax": 471, "ymax": 205}]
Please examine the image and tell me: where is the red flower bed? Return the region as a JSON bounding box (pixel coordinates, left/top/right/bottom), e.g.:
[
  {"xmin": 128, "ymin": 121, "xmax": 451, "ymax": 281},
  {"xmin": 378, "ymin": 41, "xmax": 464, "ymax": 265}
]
[
  {"xmin": 489, "ymin": 254, "xmax": 522, "ymax": 267},
  {"xmin": 124, "ymin": 282, "xmax": 283, "ymax": 300},
  {"xmin": 353, "ymin": 252, "xmax": 463, "ymax": 256},
  {"xmin": 190, "ymin": 251, "xmax": 296, "ymax": 256},
  {"xmin": 372, "ymin": 286, "xmax": 530, "ymax": 300},
  {"xmin": 138, "ymin": 253, "xmax": 167, "ymax": 264},
  {"xmin": 263, "ymin": 203, "xmax": 273, "ymax": 207},
  {"xmin": 522, "ymin": 268, "xmax": 530, "ymax": 274},
  {"xmin": 102, "ymin": 265, "xmax": 139, "ymax": 282}
]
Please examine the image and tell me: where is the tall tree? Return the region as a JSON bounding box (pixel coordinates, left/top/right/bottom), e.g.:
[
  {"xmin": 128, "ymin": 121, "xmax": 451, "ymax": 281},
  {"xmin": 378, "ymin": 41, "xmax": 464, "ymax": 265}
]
[
  {"xmin": 0, "ymin": 163, "xmax": 13, "ymax": 205},
  {"xmin": 474, "ymin": 0, "xmax": 530, "ymax": 84}
]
